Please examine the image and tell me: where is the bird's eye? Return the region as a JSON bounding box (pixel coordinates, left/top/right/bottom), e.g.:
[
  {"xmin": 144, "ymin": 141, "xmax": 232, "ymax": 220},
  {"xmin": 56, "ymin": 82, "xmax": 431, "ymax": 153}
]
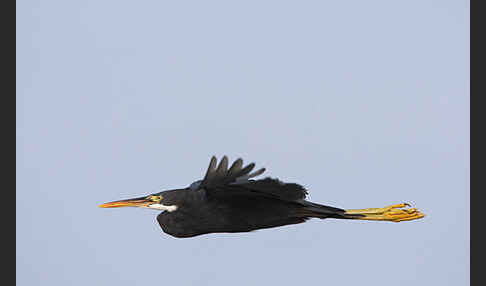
[{"xmin": 149, "ymin": 195, "xmax": 162, "ymax": 202}]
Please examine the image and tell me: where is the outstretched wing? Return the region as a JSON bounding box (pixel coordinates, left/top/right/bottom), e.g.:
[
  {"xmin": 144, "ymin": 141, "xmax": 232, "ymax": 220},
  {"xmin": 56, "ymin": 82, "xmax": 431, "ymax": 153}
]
[
  {"xmin": 200, "ymin": 156, "xmax": 265, "ymax": 188},
  {"xmin": 191, "ymin": 156, "xmax": 308, "ymax": 201}
]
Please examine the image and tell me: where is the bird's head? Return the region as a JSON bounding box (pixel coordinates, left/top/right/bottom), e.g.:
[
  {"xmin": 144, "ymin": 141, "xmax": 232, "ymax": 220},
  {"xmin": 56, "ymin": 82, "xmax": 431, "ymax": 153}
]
[{"xmin": 98, "ymin": 193, "xmax": 178, "ymax": 212}]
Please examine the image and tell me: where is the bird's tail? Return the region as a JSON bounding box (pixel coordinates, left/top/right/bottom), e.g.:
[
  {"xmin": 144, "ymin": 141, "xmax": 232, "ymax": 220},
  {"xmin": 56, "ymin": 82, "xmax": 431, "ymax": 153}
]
[{"xmin": 301, "ymin": 201, "xmax": 425, "ymax": 222}]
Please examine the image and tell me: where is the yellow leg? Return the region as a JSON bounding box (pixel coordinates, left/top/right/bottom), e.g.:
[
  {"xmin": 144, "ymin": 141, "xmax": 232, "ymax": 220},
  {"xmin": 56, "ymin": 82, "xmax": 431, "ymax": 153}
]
[{"xmin": 345, "ymin": 203, "xmax": 425, "ymax": 222}]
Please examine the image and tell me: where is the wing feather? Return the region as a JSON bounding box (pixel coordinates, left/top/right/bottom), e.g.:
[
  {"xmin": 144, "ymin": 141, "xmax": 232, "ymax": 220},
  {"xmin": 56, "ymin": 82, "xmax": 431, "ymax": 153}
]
[
  {"xmin": 215, "ymin": 155, "xmax": 228, "ymax": 177},
  {"xmin": 203, "ymin": 156, "xmax": 218, "ymax": 182},
  {"xmin": 227, "ymin": 158, "xmax": 243, "ymax": 177},
  {"xmin": 196, "ymin": 156, "xmax": 308, "ymax": 201},
  {"xmin": 200, "ymin": 156, "xmax": 258, "ymax": 187}
]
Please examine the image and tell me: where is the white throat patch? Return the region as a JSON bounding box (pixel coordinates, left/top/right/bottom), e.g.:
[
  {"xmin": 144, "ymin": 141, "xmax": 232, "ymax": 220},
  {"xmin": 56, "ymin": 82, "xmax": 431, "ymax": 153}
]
[{"xmin": 147, "ymin": 204, "xmax": 178, "ymax": 212}]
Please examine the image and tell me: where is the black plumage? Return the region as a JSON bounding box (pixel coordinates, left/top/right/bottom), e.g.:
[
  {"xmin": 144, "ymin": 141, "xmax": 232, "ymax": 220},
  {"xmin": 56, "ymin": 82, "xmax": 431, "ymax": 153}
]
[
  {"xmin": 100, "ymin": 156, "xmax": 425, "ymax": 238},
  {"xmin": 156, "ymin": 156, "xmax": 352, "ymax": 238}
]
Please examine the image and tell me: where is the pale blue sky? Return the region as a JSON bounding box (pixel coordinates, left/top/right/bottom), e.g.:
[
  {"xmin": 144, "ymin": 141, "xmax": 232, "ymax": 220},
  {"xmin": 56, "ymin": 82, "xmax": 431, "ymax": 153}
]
[{"xmin": 17, "ymin": 0, "xmax": 469, "ymax": 285}]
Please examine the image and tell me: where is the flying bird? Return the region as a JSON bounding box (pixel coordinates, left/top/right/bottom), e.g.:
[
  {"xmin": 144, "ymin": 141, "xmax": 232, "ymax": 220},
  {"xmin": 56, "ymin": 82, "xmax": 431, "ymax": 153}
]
[{"xmin": 99, "ymin": 156, "xmax": 425, "ymax": 238}]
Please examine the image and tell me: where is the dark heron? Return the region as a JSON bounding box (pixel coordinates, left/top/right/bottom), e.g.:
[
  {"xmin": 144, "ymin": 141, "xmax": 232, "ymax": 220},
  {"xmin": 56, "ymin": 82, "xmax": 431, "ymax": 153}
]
[{"xmin": 99, "ymin": 156, "xmax": 425, "ymax": 238}]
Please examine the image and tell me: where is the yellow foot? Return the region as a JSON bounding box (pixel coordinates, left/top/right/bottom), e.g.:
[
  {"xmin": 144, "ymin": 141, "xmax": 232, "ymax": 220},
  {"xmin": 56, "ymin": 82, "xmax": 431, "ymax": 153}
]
[{"xmin": 345, "ymin": 203, "xmax": 425, "ymax": 222}]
